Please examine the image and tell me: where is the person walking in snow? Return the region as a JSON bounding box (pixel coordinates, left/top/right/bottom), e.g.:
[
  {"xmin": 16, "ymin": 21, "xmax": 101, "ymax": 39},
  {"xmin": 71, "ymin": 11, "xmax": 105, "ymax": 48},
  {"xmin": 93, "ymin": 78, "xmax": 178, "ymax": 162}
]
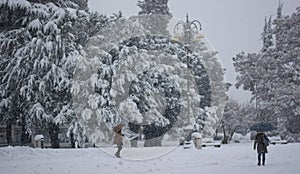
[
  {"xmin": 253, "ymin": 131, "xmax": 271, "ymax": 166},
  {"xmin": 113, "ymin": 124, "xmax": 124, "ymax": 158}
]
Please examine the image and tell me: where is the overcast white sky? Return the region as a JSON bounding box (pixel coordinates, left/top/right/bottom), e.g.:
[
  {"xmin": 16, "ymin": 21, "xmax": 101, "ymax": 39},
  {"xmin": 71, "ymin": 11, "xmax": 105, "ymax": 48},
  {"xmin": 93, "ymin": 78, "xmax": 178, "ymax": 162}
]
[{"xmin": 88, "ymin": 0, "xmax": 300, "ymax": 103}]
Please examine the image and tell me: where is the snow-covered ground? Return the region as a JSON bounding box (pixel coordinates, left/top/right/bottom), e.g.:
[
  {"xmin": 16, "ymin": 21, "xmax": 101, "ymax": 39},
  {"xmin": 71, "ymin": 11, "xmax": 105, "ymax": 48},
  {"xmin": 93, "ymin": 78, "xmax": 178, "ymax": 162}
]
[{"xmin": 1, "ymin": 142, "xmax": 300, "ymax": 174}]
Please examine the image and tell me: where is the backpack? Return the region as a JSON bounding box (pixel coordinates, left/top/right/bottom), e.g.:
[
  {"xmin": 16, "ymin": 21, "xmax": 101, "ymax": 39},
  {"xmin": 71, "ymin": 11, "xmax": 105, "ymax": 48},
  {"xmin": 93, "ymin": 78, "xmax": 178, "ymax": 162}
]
[
  {"xmin": 257, "ymin": 133, "xmax": 269, "ymax": 146},
  {"xmin": 262, "ymin": 135, "xmax": 269, "ymax": 146}
]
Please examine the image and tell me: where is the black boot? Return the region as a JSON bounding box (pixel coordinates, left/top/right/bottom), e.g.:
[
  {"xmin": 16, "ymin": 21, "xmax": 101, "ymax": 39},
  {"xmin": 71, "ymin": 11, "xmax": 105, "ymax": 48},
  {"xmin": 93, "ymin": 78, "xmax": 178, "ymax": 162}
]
[
  {"xmin": 115, "ymin": 153, "xmax": 121, "ymax": 158},
  {"xmin": 262, "ymin": 153, "xmax": 265, "ymax": 166},
  {"xmin": 257, "ymin": 153, "xmax": 262, "ymax": 166}
]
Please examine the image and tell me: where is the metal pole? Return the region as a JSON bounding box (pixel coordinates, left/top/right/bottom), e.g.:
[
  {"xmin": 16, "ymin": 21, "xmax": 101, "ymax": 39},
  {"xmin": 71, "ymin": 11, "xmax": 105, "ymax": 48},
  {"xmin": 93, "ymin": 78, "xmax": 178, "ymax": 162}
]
[
  {"xmin": 185, "ymin": 14, "xmax": 191, "ymax": 121},
  {"xmin": 174, "ymin": 14, "xmax": 202, "ymax": 121}
]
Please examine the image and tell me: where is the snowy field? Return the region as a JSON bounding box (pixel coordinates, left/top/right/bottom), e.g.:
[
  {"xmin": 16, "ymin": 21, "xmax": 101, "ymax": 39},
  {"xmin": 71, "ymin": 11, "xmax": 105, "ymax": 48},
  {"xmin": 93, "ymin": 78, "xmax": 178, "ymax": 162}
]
[{"xmin": 1, "ymin": 142, "xmax": 300, "ymax": 174}]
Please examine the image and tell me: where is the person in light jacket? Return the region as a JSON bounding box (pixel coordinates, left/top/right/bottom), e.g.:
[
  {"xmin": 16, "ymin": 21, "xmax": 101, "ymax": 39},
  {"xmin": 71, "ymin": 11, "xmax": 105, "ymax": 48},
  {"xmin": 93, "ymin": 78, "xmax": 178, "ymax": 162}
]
[{"xmin": 113, "ymin": 124, "xmax": 124, "ymax": 158}]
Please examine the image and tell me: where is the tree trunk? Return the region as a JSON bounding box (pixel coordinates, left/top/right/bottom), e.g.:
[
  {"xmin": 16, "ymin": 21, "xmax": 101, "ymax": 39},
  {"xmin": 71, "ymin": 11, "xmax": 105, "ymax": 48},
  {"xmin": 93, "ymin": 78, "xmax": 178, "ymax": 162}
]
[
  {"xmin": 128, "ymin": 122, "xmax": 139, "ymax": 147},
  {"xmin": 70, "ymin": 131, "xmax": 75, "ymax": 148},
  {"xmin": 229, "ymin": 127, "xmax": 238, "ymax": 143},
  {"xmin": 6, "ymin": 123, "xmax": 12, "ymax": 146},
  {"xmin": 49, "ymin": 123, "xmax": 60, "ymax": 148},
  {"xmin": 21, "ymin": 116, "xmax": 31, "ymax": 146},
  {"xmin": 130, "ymin": 138, "xmax": 138, "ymax": 147},
  {"xmin": 221, "ymin": 125, "xmax": 229, "ymax": 144},
  {"xmin": 144, "ymin": 136, "xmax": 163, "ymax": 147}
]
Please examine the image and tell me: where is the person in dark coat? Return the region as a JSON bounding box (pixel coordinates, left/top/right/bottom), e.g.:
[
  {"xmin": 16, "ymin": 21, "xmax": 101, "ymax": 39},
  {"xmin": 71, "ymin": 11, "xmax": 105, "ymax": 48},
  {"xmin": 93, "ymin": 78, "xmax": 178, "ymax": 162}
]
[
  {"xmin": 113, "ymin": 124, "xmax": 124, "ymax": 158},
  {"xmin": 253, "ymin": 132, "xmax": 271, "ymax": 166}
]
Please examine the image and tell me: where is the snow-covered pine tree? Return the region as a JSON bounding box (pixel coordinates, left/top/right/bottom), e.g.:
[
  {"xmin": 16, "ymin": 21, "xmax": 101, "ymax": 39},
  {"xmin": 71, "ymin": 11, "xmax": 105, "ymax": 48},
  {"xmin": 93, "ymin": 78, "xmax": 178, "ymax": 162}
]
[
  {"xmin": 137, "ymin": 0, "xmax": 171, "ymax": 16},
  {"xmin": 0, "ymin": 0, "xmax": 89, "ymax": 147},
  {"xmin": 233, "ymin": 52, "xmax": 260, "ymax": 95},
  {"xmin": 88, "ymin": 11, "xmax": 122, "ymax": 37},
  {"xmin": 127, "ymin": 68, "xmax": 181, "ymax": 146},
  {"xmin": 273, "ymin": 6, "xmax": 300, "ymax": 135},
  {"xmin": 261, "ymin": 17, "xmax": 274, "ymax": 53},
  {"xmin": 70, "ymin": 0, "xmax": 88, "ymax": 11},
  {"xmin": 134, "ymin": 0, "xmax": 172, "ymax": 38},
  {"xmin": 78, "ymin": 19, "xmax": 211, "ymax": 146},
  {"xmin": 233, "ymin": 17, "xmax": 276, "ymax": 122},
  {"xmin": 173, "ymin": 27, "xmax": 224, "ymax": 139},
  {"xmin": 233, "ymin": 4, "xmax": 300, "ymax": 141},
  {"xmin": 233, "ymin": 17, "xmax": 277, "ymax": 123},
  {"xmin": 0, "ymin": 0, "xmax": 120, "ymax": 147},
  {"xmin": 109, "ymin": 35, "xmax": 211, "ymax": 146},
  {"xmin": 191, "ymin": 36, "xmax": 226, "ymax": 139},
  {"xmin": 0, "ymin": 0, "xmax": 42, "ymax": 145},
  {"xmin": 256, "ymin": 16, "xmax": 278, "ymax": 122}
]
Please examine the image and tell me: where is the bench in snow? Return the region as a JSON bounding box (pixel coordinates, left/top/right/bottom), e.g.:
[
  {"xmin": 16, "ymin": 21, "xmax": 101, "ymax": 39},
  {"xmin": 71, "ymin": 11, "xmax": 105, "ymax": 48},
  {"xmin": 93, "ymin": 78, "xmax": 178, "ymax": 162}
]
[
  {"xmin": 202, "ymin": 142, "xmax": 221, "ymax": 148},
  {"xmin": 271, "ymin": 140, "xmax": 288, "ymax": 144}
]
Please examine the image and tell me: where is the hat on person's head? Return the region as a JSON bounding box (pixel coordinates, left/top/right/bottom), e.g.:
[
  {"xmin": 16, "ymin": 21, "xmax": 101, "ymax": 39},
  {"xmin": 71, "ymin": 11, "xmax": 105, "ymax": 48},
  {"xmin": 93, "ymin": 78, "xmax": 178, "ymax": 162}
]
[{"xmin": 113, "ymin": 123, "xmax": 125, "ymax": 133}]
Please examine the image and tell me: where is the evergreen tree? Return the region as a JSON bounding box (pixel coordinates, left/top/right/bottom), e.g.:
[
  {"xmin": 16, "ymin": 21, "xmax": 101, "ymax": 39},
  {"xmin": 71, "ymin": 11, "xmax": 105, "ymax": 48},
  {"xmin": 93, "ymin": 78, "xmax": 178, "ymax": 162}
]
[
  {"xmin": 137, "ymin": 0, "xmax": 172, "ymax": 16},
  {"xmin": 78, "ymin": 24, "xmax": 212, "ymax": 146},
  {"xmin": 274, "ymin": 6, "xmax": 300, "ymax": 134},
  {"xmin": 234, "ymin": 14, "xmax": 277, "ymax": 123},
  {"xmin": 0, "ymin": 0, "xmax": 42, "ymax": 145},
  {"xmin": 0, "ymin": 0, "xmax": 89, "ymax": 147},
  {"xmin": 70, "ymin": 0, "xmax": 88, "ymax": 10},
  {"xmin": 0, "ymin": 0, "xmax": 121, "ymax": 147},
  {"xmin": 233, "ymin": 4, "xmax": 300, "ymax": 141},
  {"xmin": 261, "ymin": 17, "xmax": 273, "ymax": 53},
  {"xmin": 190, "ymin": 34, "xmax": 226, "ymax": 138}
]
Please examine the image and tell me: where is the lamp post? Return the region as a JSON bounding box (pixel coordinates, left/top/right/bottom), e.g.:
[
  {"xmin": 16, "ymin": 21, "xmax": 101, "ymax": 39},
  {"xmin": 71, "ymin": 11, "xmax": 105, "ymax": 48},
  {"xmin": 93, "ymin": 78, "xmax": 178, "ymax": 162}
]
[
  {"xmin": 174, "ymin": 14, "xmax": 202, "ymax": 49},
  {"xmin": 174, "ymin": 14, "xmax": 202, "ymax": 121}
]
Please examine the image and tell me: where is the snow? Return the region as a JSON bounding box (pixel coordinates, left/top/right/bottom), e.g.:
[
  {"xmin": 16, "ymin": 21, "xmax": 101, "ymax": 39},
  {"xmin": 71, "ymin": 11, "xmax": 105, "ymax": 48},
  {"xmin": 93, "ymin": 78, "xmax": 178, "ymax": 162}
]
[
  {"xmin": 1, "ymin": 0, "xmax": 31, "ymax": 10},
  {"xmin": 1, "ymin": 142, "xmax": 300, "ymax": 174},
  {"xmin": 44, "ymin": 21, "xmax": 59, "ymax": 34},
  {"xmin": 34, "ymin": 135, "xmax": 44, "ymax": 141},
  {"xmin": 232, "ymin": 132, "xmax": 252, "ymax": 142},
  {"xmin": 28, "ymin": 19, "xmax": 42, "ymax": 30},
  {"xmin": 30, "ymin": 3, "xmax": 50, "ymax": 18},
  {"xmin": 192, "ymin": 132, "xmax": 202, "ymax": 138}
]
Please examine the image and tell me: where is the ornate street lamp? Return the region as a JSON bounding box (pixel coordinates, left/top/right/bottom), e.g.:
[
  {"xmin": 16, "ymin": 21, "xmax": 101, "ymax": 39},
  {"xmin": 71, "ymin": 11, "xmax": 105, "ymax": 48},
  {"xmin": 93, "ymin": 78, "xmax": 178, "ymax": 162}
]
[
  {"xmin": 174, "ymin": 14, "xmax": 202, "ymax": 50},
  {"xmin": 174, "ymin": 14, "xmax": 202, "ymax": 122}
]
